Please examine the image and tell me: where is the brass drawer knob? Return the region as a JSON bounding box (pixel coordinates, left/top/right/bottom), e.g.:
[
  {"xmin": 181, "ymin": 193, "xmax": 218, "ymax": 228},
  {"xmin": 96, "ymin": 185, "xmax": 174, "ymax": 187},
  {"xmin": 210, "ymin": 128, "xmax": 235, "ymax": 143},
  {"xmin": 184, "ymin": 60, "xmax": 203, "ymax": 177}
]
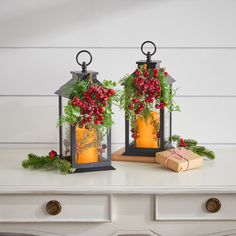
[
  {"xmin": 206, "ymin": 198, "xmax": 221, "ymax": 213},
  {"xmin": 46, "ymin": 200, "xmax": 62, "ymax": 215}
]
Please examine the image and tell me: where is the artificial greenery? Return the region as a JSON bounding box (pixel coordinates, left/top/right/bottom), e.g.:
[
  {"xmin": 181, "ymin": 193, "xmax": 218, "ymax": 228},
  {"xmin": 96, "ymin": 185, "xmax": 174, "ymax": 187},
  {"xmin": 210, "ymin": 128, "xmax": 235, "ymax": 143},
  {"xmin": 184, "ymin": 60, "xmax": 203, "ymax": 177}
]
[
  {"xmin": 59, "ymin": 75, "xmax": 119, "ymax": 145},
  {"xmin": 22, "ymin": 153, "xmax": 74, "ymax": 174},
  {"xmin": 172, "ymin": 135, "xmax": 215, "ymax": 159},
  {"xmin": 119, "ymin": 64, "xmax": 180, "ymax": 131}
]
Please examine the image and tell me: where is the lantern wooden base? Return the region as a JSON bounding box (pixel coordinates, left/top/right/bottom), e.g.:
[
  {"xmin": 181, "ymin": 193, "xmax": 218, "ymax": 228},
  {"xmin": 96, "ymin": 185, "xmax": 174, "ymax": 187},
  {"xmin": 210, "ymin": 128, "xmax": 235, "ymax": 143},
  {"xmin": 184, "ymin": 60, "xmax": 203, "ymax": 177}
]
[{"xmin": 112, "ymin": 148, "xmax": 156, "ymax": 163}]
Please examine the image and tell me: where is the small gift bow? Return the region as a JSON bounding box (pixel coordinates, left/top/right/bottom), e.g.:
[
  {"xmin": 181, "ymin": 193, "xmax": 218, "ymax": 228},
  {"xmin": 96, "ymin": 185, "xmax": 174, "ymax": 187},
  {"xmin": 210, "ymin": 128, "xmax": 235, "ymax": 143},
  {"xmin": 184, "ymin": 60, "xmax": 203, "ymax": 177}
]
[{"xmin": 164, "ymin": 147, "xmax": 190, "ymax": 171}]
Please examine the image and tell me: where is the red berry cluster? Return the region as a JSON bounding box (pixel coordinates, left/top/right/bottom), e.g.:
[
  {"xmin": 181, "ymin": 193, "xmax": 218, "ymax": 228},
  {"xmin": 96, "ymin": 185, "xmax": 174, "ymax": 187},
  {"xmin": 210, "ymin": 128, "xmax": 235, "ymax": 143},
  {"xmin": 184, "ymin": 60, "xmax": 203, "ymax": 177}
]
[
  {"xmin": 127, "ymin": 68, "xmax": 167, "ymax": 115},
  {"xmin": 179, "ymin": 138, "xmax": 187, "ymax": 148},
  {"xmin": 71, "ymin": 84, "xmax": 116, "ymax": 128}
]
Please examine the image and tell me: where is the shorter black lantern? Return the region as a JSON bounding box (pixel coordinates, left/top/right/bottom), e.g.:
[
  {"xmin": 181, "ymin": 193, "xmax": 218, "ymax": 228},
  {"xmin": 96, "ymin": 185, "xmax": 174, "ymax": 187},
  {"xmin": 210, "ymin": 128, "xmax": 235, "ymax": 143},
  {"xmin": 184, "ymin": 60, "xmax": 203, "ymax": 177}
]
[
  {"xmin": 55, "ymin": 50, "xmax": 115, "ymax": 172},
  {"xmin": 123, "ymin": 41, "xmax": 176, "ymax": 157}
]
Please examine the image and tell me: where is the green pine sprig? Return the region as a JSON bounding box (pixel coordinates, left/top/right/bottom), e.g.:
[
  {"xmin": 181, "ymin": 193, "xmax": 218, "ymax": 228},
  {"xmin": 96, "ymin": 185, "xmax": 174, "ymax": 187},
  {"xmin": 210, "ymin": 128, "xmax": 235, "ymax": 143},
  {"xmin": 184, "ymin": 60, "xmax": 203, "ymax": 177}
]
[
  {"xmin": 22, "ymin": 153, "xmax": 74, "ymax": 174},
  {"xmin": 172, "ymin": 135, "xmax": 215, "ymax": 159}
]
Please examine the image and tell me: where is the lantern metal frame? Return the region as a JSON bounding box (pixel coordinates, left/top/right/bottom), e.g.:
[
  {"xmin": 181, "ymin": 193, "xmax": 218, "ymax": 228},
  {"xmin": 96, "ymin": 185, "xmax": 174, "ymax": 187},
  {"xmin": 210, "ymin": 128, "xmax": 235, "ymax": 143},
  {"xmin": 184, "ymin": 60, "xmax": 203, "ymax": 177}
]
[
  {"xmin": 123, "ymin": 41, "xmax": 174, "ymax": 157},
  {"xmin": 56, "ymin": 50, "xmax": 115, "ymax": 172}
]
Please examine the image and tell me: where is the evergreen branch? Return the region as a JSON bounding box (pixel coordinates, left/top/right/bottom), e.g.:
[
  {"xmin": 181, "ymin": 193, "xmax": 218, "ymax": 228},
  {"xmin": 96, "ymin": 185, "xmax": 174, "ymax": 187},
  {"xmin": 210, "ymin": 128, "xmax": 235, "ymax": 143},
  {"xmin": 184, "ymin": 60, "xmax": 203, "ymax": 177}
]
[{"xmin": 22, "ymin": 153, "xmax": 74, "ymax": 174}]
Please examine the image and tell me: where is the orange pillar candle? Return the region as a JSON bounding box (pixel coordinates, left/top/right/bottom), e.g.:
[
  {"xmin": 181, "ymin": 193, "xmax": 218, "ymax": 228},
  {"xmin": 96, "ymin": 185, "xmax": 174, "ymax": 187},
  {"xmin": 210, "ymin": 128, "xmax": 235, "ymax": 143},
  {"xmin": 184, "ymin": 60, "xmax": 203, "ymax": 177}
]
[
  {"xmin": 76, "ymin": 127, "xmax": 98, "ymax": 164},
  {"xmin": 135, "ymin": 111, "xmax": 160, "ymax": 148}
]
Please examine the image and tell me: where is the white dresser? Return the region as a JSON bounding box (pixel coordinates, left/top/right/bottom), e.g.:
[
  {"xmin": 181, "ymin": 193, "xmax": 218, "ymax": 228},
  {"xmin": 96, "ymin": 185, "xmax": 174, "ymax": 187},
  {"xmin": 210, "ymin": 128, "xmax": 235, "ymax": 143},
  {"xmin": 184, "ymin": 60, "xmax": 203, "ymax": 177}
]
[{"xmin": 0, "ymin": 148, "xmax": 236, "ymax": 236}]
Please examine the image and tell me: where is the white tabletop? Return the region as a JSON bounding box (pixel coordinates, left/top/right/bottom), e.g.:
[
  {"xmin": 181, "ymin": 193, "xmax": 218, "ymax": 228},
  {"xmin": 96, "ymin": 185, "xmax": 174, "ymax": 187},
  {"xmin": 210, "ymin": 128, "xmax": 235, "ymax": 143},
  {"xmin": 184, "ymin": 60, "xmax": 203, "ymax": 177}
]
[{"xmin": 0, "ymin": 148, "xmax": 235, "ymax": 194}]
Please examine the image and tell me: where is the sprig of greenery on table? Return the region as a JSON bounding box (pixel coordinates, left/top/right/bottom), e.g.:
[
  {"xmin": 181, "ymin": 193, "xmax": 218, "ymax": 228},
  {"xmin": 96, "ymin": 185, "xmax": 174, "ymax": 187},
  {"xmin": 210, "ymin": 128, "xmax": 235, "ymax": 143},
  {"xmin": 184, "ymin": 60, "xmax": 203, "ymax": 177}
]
[
  {"xmin": 22, "ymin": 153, "xmax": 74, "ymax": 174},
  {"xmin": 172, "ymin": 135, "xmax": 215, "ymax": 159}
]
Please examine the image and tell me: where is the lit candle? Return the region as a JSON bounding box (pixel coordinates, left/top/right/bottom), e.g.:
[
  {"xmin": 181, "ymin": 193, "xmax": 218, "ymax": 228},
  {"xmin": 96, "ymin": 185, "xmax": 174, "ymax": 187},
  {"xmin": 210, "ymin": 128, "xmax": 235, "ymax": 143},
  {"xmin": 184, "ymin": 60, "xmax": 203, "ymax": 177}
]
[
  {"xmin": 135, "ymin": 111, "xmax": 160, "ymax": 148},
  {"xmin": 76, "ymin": 127, "xmax": 98, "ymax": 164}
]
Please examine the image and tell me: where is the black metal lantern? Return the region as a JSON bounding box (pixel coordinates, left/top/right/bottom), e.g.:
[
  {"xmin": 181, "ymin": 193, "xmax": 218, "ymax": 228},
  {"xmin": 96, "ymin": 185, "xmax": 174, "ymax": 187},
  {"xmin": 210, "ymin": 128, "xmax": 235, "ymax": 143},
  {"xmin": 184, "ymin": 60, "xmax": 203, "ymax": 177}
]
[
  {"xmin": 123, "ymin": 41, "xmax": 175, "ymax": 157},
  {"xmin": 55, "ymin": 50, "xmax": 114, "ymax": 172}
]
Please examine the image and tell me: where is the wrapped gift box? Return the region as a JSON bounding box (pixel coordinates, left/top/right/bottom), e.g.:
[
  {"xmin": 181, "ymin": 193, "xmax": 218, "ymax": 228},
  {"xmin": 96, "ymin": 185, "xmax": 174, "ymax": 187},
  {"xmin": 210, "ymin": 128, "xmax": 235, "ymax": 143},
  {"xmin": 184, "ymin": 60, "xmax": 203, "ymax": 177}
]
[{"xmin": 156, "ymin": 148, "xmax": 203, "ymax": 172}]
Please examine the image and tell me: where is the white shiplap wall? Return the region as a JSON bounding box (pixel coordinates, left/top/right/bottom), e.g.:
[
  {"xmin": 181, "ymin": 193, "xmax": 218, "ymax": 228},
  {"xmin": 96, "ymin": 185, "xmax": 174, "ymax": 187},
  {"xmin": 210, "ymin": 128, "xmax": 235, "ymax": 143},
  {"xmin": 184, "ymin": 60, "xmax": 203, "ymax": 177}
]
[{"xmin": 0, "ymin": 0, "xmax": 236, "ymax": 152}]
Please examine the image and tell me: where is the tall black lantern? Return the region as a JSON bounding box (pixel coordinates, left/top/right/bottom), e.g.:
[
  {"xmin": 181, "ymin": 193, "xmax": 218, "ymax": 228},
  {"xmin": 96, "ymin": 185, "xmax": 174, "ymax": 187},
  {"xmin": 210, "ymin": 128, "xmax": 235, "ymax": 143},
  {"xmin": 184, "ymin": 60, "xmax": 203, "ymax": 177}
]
[
  {"xmin": 123, "ymin": 41, "xmax": 175, "ymax": 157},
  {"xmin": 55, "ymin": 50, "xmax": 114, "ymax": 172}
]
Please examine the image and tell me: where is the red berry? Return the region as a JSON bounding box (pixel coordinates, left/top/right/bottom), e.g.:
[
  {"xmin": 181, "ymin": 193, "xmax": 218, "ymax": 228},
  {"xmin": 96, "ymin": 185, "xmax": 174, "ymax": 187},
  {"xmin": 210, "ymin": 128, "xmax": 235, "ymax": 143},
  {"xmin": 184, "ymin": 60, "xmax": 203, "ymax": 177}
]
[
  {"xmin": 99, "ymin": 94, "xmax": 104, "ymax": 100},
  {"xmin": 86, "ymin": 106, "xmax": 92, "ymax": 111},
  {"xmin": 132, "ymin": 134, "xmax": 137, "ymax": 139},
  {"xmin": 73, "ymin": 96, "xmax": 79, "ymax": 101},
  {"xmin": 144, "ymin": 71, "xmax": 150, "ymax": 77},
  {"xmin": 160, "ymin": 102, "xmax": 166, "ymax": 109},
  {"xmin": 87, "ymin": 117, "xmax": 92, "ymax": 122},
  {"xmin": 155, "ymin": 104, "xmax": 160, "ymax": 109},
  {"xmin": 108, "ymin": 89, "xmax": 116, "ymax": 95},
  {"xmin": 134, "ymin": 77, "xmax": 139, "ymax": 83},
  {"xmin": 49, "ymin": 150, "xmax": 57, "ymax": 158},
  {"xmin": 153, "ymin": 68, "xmax": 159, "ymax": 74},
  {"xmin": 77, "ymin": 101, "xmax": 83, "ymax": 106},
  {"xmin": 99, "ymin": 106, "xmax": 104, "ymax": 113},
  {"xmin": 131, "ymin": 128, "xmax": 136, "ymax": 133},
  {"xmin": 179, "ymin": 138, "xmax": 187, "ymax": 148},
  {"xmin": 139, "ymin": 103, "xmax": 145, "ymax": 108},
  {"xmin": 103, "ymin": 96, "xmax": 108, "ymax": 102},
  {"xmin": 135, "ymin": 69, "xmax": 141, "ymax": 76},
  {"xmin": 135, "ymin": 109, "xmax": 140, "ymax": 114},
  {"xmin": 132, "ymin": 98, "xmax": 139, "ymax": 104},
  {"xmin": 128, "ymin": 104, "xmax": 134, "ymax": 110},
  {"xmin": 71, "ymin": 101, "xmax": 77, "ymax": 106},
  {"xmin": 153, "ymin": 72, "xmax": 158, "ymax": 78},
  {"xmin": 82, "ymin": 118, "xmax": 87, "ymax": 124},
  {"xmin": 94, "ymin": 119, "xmax": 101, "ymax": 125},
  {"xmin": 148, "ymin": 98, "xmax": 154, "ymax": 103},
  {"xmin": 98, "ymin": 115, "xmax": 104, "ymax": 121},
  {"xmin": 164, "ymin": 71, "xmax": 168, "ymax": 77}
]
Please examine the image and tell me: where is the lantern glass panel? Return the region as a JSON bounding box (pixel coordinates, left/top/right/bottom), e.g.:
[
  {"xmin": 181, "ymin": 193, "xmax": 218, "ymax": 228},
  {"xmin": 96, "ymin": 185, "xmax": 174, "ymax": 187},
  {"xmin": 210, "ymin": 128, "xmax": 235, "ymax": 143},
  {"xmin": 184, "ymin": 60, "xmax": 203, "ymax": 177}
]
[
  {"xmin": 61, "ymin": 97, "xmax": 71, "ymax": 157},
  {"xmin": 164, "ymin": 108, "xmax": 171, "ymax": 148},
  {"xmin": 73, "ymin": 125, "xmax": 109, "ymax": 165}
]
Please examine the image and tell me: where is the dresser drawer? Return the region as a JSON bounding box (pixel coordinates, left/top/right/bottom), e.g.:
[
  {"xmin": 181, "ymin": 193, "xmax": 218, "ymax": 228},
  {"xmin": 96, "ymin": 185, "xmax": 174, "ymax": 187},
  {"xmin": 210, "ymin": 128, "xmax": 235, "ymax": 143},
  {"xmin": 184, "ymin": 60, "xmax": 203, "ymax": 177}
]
[
  {"xmin": 0, "ymin": 194, "xmax": 111, "ymax": 222},
  {"xmin": 155, "ymin": 194, "xmax": 236, "ymax": 221}
]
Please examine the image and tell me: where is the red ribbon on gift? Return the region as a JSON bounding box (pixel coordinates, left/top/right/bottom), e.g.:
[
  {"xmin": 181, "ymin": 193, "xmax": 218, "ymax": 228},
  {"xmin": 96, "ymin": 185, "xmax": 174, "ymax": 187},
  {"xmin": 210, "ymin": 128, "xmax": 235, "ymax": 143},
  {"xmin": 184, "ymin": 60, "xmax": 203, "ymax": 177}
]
[{"xmin": 164, "ymin": 147, "xmax": 190, "ymax": 171}]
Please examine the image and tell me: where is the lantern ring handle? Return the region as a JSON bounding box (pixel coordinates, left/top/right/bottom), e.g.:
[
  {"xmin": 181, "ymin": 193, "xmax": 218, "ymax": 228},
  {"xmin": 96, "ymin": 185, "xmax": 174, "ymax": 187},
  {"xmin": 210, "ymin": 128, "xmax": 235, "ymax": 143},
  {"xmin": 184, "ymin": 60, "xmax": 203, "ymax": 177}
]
[
  {"xmin": 76, "ymin": 50, "xmax": 92, "ymax": 66},
  {"xmin": 141, "ymin": 41, "xmax": 156, "ymax": 56}
]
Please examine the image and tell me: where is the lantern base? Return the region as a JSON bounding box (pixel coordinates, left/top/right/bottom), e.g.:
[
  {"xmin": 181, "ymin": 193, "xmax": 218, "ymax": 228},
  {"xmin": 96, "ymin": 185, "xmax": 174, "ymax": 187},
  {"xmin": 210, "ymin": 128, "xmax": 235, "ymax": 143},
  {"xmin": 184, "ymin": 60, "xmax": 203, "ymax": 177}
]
[
  {"xmin": 122, "ymin": 142, "xmax": 173, "ymax": 157},
  {"xmin": 73, "ymin": 165, "xmax": 115, "ymax": 173}
]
